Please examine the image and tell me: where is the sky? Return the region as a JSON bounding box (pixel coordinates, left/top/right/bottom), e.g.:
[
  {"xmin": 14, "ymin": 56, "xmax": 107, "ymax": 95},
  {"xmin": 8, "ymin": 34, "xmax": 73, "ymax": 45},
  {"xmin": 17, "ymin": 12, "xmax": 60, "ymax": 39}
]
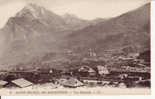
[{"xmin": 0, "ymin": 0, "xmax": 150, "ymax": 28}]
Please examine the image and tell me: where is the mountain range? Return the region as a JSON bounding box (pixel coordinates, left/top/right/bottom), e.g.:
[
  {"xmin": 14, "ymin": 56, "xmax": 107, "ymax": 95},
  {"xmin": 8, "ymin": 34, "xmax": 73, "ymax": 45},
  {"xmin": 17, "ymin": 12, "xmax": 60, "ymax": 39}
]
[
  {"xmin": 0, "ymin": 3, "xmax": 150, "ymax": 70},
  {"xmin": 65, "ymin": 3, "xmax": 150, "ymax": 54},
  {"xmin": 0, "ymin": 4, "xmax": 92, "ymax": 66}
]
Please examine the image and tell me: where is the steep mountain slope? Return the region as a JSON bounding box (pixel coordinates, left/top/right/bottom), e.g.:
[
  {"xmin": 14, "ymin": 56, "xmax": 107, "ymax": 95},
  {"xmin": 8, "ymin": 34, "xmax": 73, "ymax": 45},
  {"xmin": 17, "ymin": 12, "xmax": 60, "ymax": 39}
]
[
  {"xmin": 0, "ymin": 3, "xmax": 150, "ymax": 70},
  {"xmin": 65, "ymin": 3, "xmax": 150, "ymax": 54},
  {"xmin": 62, "ymin": 13, "xmax": 91, "ymax": 30},
  {"xmin": 0, "ymin": 4, "xmax": 92, "ymax": 66}
]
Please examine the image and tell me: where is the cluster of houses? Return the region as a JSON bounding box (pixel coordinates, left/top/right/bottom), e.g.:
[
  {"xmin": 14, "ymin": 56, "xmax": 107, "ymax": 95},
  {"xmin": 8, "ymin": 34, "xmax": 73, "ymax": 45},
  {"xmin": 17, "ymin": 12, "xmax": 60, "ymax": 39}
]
[
  {"xmin": 0, "ymin": 50, "xmax": 150, "ymax": 89},
  {"xmin": 0, "ymin": 62, "xmax": 150, "ymax": 89}
]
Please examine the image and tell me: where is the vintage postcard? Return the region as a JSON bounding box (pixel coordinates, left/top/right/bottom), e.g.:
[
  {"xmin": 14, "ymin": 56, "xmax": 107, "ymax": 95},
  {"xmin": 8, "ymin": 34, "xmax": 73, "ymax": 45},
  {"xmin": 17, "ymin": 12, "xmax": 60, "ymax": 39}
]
[{"xmin": 0, "ymin": 0, "xmax": 151, "ymax": 95}]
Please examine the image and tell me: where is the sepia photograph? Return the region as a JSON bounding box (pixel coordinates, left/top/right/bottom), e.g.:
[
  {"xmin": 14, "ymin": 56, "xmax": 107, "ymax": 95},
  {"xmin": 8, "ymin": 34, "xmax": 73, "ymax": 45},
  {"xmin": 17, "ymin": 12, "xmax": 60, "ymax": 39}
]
[{"xmin": 0, "ymin": 0, "xmax": 151, "ymax": 95}]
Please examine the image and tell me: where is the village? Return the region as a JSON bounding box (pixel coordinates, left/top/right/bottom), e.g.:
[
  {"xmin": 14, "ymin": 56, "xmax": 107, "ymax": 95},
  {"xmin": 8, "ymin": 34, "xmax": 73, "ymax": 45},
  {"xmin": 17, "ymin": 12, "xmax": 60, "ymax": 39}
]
[{"xmin": 0, "ymin": 50, "xmax": 151, "ymax": 89}]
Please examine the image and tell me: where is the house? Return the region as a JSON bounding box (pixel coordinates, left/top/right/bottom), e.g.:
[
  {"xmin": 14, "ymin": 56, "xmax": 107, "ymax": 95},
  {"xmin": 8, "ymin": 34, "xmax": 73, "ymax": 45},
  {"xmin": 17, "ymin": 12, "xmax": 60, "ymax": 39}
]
[
  {"xmin": 11, "ymin": 78, "xmax": 33, "ymax": 88},
  {"xmin": 0, "ymin": 80, "xmax": 8, "ymax": 88},
  {"xmin": 117, "ymin": 83, "xmax": 127, "ymax": 88},
  {"xmin": 78, "ymin": 66, "xmax": 96, "ymax": 76},
  {"xmin": 97, "ymin": 65, "xmax": 110, "ymax": 75},
  {"xmin": 107, "ymin": 81, "xmax": 120, "ymax": 87},
  {"xmin": 58, "ymin": 78, "xmax": 68, "ymax": 85},
  {"xmin": 79, "ymin": 77, "xmax": 98, "ymax": 81},
  {"xmin": 58, "ymin": 75, "xmax": 71, "ymax": 85},
  {"xmin": 119, "ymin": 74, "xmax": 128, "ymax": 80},
  {"xmin": 80, "ymin": 76, "xmax": 105, "ymax": 85},
  {"xmin": 82, "ymin": 79, "xmax": 111, "ymax": 87},
  {"xmin": 83, "ymin": 79, "xmax": 99, "ymax": 84},
  {"xmin": 88, "ymin": 48, "xmax": 97, "ymax": 57},
  {"xmin": 135, "ymin": 79, "xmax": 150, "ymax": 87},
  {"xmin": 79, "ymin": 66, "xmax": 94, "ymax": 72},
  {"xmin": 127, "ymin": 76, "xmax": 142, "ymax": 81},
  {"xmin": 128, "ymin": 53, "xmax": 139, "ymax": 58},
  {"xmin": 0, "ymin": 72, "xmax": 8, "ymax": 80},
  {"xmin": 4, "ymin": 74, "xmax": 18, "ymax": 82},
  {"xmin": 101, "ymin": 81, "xmax": 110, "ymax": 85},
  {"xmin": 61, "ymin": 78, "xmax": 84, "ymax": 88},
  {"xmin": 118, "ymin": 56, "xmax": 134, "ymax": 61}
]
